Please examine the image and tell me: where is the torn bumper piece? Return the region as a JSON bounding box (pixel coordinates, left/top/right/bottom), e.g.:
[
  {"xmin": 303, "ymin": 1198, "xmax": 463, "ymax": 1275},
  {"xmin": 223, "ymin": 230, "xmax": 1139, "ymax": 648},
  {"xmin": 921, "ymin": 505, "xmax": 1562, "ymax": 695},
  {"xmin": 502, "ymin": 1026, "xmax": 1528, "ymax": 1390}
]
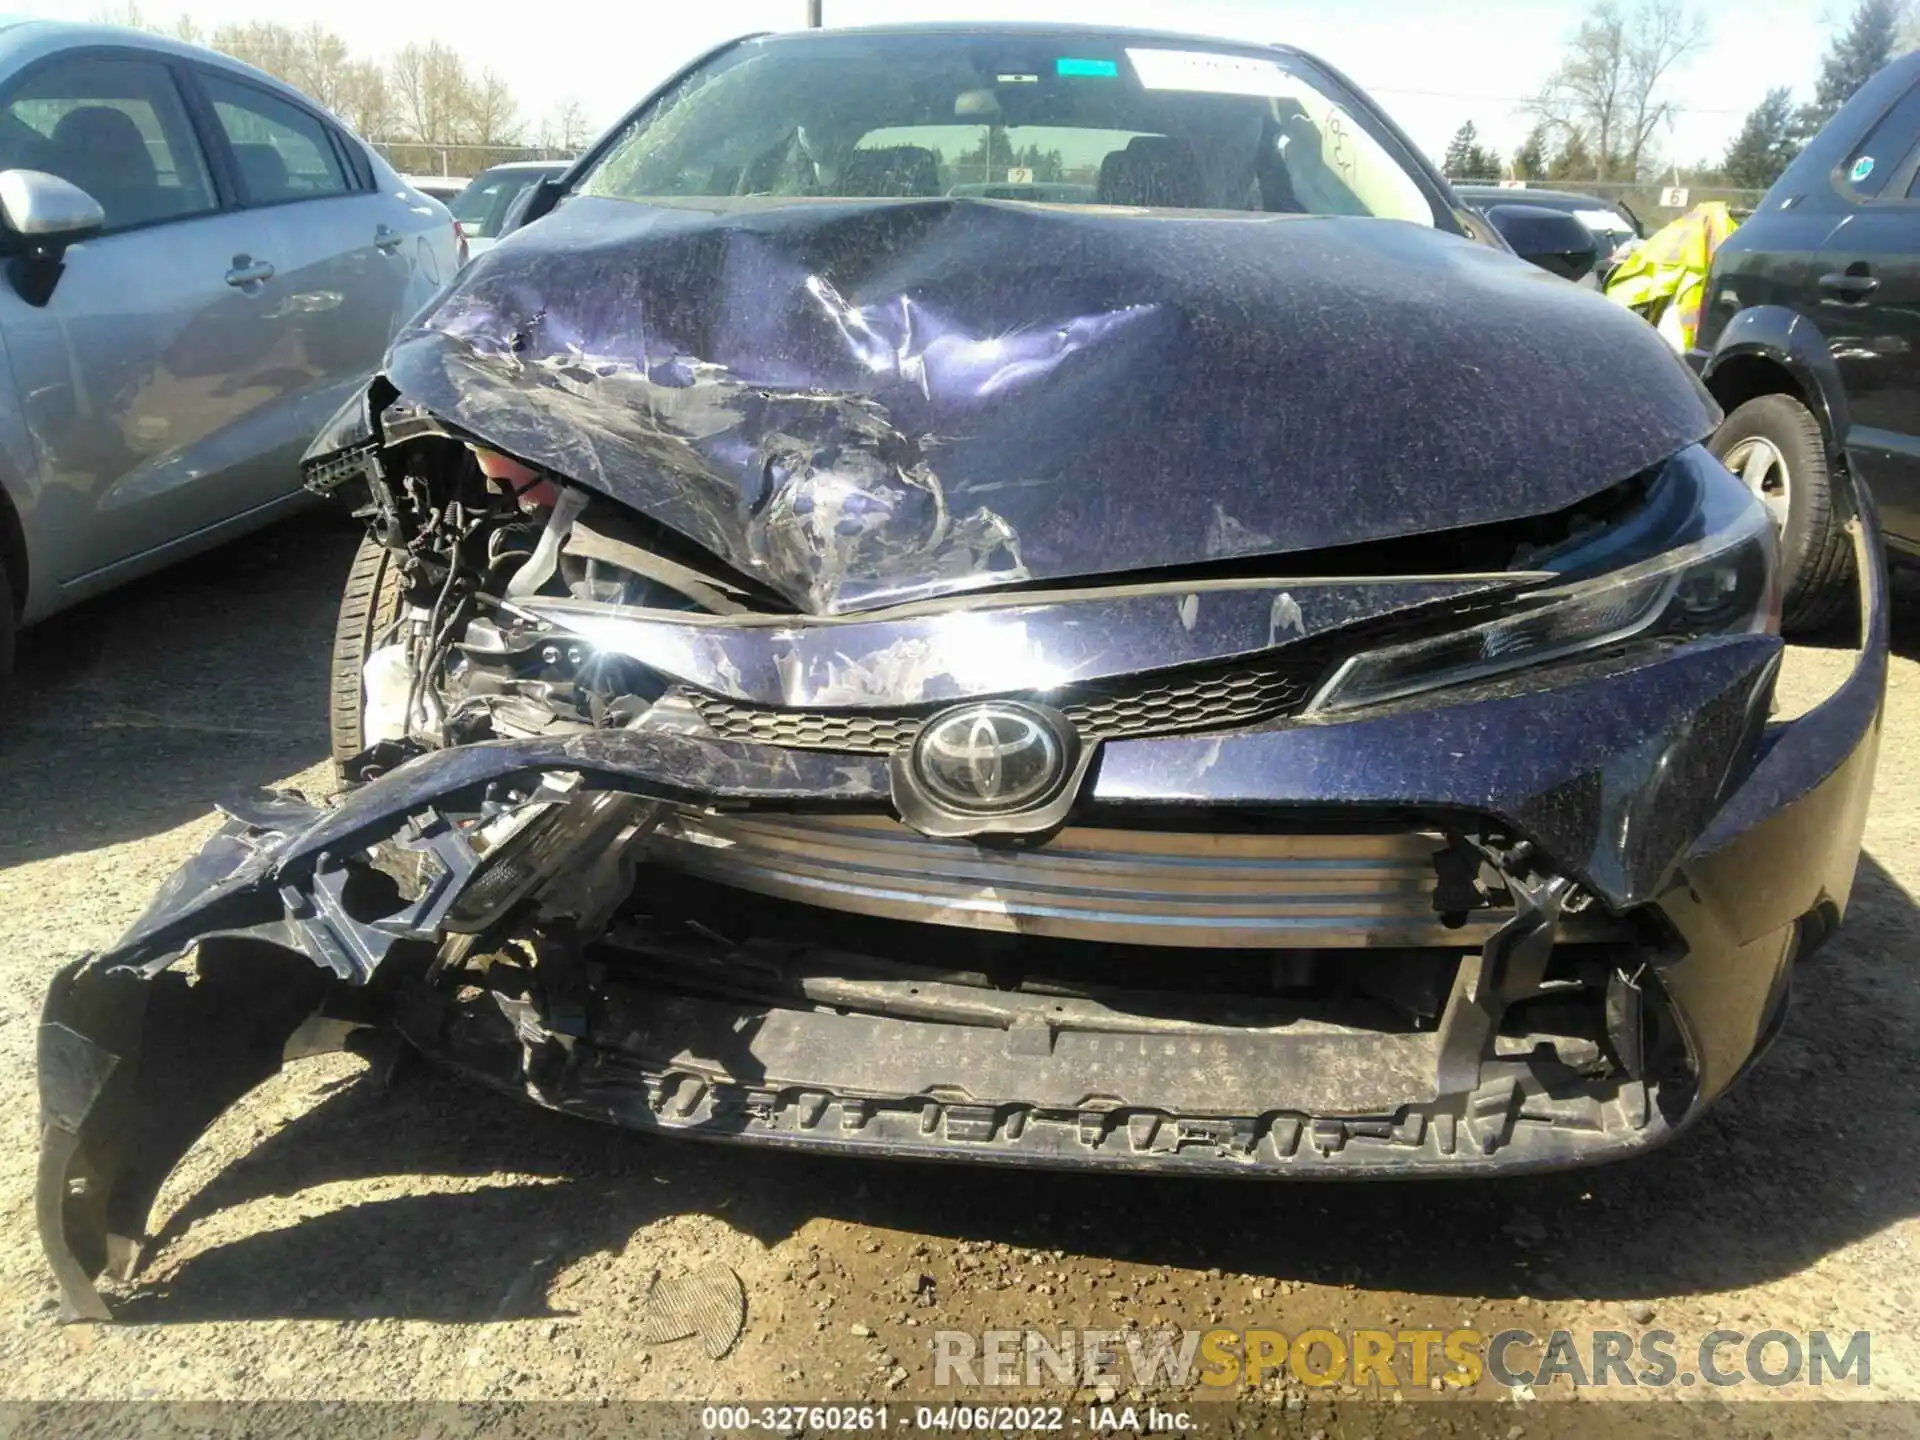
[{"xmin": 38, "ymin": 547, "xmax": 1884, "ymax": 1317}]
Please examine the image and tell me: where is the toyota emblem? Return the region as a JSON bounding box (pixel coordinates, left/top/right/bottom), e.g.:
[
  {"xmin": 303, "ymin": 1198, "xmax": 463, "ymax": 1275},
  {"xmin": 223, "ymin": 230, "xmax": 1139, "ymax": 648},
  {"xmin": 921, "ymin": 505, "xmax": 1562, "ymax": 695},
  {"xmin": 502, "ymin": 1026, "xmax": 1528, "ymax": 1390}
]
[{"xmin": 909, "ymin": 702, "xmax": 1070, "ymax": 814}]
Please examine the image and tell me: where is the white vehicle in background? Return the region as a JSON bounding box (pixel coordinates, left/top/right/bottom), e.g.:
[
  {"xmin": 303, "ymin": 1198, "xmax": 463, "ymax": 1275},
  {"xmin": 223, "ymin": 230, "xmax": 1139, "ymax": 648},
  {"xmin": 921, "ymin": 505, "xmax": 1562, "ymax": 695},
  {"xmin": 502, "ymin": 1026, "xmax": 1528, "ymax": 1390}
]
[
  {"xmin": 0, "ymin": 20, "xmax": 461, "ymax": 689},
  {"xmin": 450, "ymin": 159, "xmax": 567, "ymax": 256},
  {"xmin": 402, "ymin": 173, "xmax": 467, "ymax": 204}
]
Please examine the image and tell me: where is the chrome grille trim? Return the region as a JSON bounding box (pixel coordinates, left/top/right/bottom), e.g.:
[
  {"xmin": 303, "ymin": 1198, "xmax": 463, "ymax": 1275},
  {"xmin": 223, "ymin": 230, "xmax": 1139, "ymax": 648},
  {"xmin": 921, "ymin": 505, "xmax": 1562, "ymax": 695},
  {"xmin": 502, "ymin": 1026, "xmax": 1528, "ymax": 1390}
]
[
  {"xmin": 679, "ymin": 662, "xmax": 1321, "ymax": 753},
  {"xmin": 644, "ymin": 813, "xmax": 1508, "ymax": 949}
]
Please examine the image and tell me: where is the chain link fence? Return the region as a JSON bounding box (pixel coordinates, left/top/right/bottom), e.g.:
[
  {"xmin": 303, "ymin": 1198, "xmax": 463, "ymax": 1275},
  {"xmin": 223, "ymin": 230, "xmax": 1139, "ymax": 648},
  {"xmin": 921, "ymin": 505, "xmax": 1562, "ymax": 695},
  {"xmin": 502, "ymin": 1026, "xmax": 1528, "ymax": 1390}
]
[{"xmin": 367, "ymin": 140, "xmax": 580, "ymax": 179}]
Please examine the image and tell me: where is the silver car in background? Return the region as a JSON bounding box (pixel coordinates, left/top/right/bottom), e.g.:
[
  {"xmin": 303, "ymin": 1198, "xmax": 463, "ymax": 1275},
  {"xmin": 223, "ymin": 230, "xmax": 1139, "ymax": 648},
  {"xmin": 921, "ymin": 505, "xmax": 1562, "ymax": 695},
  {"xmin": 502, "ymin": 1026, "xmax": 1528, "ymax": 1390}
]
[{"xmin": 0, "ymin": 21, "xmax": 459, "ymax": 688}]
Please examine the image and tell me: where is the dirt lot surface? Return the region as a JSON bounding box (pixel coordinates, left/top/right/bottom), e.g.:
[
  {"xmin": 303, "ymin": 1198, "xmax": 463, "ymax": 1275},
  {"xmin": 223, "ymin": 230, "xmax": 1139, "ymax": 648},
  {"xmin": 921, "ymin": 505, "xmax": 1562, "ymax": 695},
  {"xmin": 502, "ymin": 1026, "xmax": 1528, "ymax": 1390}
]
[{"xmin": 1, "ymin": 512, "xmax": 1915, "ymax": 1429}]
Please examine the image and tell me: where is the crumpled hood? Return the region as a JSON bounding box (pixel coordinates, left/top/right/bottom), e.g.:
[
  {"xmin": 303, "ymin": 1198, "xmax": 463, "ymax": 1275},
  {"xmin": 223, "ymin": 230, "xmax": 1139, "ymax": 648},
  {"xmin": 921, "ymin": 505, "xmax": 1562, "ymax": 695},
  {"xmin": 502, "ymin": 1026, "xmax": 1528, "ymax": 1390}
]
[{"xmin": 384, "ymin": 196, "xmax": 1715, "ymax": 614}]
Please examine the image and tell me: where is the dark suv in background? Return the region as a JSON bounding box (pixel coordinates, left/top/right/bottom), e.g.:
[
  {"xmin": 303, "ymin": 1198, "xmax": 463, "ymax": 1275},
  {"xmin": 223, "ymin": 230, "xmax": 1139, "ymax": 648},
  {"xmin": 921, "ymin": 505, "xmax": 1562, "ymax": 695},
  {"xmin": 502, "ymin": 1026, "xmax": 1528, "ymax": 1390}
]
[
  {"xmin": 1693, "ymin": 51, "xmax": 1920, "ymax": 629},
  {"xmin": 1455, "ymin": 184, "xmax": 1643, "ymax": 283}
]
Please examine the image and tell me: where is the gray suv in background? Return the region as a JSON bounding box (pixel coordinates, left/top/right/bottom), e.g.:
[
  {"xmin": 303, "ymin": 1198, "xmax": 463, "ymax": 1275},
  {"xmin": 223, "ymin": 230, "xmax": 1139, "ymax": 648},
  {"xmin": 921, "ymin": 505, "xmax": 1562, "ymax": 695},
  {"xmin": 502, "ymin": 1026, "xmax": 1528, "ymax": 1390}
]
[
  {"xmin": 450, "ymin": 159, "xmax": 568, "ymax": 257},
  {"xmin": 0, "ymin": 21, "xmax": 459, "ymax": 691}
]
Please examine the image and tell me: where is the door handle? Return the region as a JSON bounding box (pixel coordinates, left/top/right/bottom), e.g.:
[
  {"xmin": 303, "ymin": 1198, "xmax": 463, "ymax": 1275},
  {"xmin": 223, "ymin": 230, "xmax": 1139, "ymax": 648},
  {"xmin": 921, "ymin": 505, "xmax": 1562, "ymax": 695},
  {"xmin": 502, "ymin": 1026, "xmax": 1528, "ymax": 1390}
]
[
  {"xmin": 225, "ymin": 256, "xmax": 275, "ymax": 287},
  {"xmin": 1819, "ymin": 269, "xmax": 1880, "ymax": 302},
  {"xmin": 373, "ymin": 224, "xmax": 403, "ymax": 253}
]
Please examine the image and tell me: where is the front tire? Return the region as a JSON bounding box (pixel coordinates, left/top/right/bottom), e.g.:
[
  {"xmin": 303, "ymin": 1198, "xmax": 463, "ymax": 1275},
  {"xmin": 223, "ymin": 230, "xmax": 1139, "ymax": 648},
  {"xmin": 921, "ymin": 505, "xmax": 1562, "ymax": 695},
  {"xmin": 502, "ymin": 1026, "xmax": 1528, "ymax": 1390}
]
[
  {"xmin": 329, "ymin": 535, "xmax": 406, "ymax": 780},
  {"xmin": 1709, "ymin": 393, "xmax": 1854, "ymax": 634}
]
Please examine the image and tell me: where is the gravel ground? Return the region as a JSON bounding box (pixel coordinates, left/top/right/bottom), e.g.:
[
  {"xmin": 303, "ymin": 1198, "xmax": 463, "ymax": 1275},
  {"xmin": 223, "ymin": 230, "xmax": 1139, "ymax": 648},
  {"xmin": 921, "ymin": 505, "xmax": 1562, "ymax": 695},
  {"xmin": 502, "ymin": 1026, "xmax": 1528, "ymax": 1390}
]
[{"xmin": 0, "ymin": 511, "xmax": 1915, "ymax": 1427}]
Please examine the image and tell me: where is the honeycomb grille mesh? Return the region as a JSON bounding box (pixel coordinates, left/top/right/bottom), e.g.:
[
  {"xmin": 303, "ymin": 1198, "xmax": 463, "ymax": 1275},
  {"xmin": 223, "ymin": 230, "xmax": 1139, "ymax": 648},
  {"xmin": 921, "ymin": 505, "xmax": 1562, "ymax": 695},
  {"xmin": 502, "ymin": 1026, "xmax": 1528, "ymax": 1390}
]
[
  {"xmin": 1064, "ymin": 665, "xmax": 1313, "ymax": 740},
  {"xmin": 686, "ymin": 705, "xmax": 923, "ymax": 753},
  {"xmin": 682, "ymin": 657, "xmax": 1326, "ymax": 754}
]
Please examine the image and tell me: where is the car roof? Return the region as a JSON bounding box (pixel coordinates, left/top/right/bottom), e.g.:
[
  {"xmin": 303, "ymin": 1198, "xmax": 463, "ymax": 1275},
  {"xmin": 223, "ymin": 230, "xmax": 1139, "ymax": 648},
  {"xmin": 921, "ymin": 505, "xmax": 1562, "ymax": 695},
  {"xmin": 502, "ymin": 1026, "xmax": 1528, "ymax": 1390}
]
[{"xmin": 478, "ymin": 160, "xmax": 569, "ymax": 172}]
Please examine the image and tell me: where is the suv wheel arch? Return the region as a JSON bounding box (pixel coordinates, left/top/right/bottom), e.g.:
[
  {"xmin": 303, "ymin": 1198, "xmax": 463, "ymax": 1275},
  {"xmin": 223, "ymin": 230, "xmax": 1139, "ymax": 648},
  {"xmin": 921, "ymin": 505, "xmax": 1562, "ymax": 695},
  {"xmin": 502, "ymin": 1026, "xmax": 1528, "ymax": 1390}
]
[
  {"xmin": 1699, "ymin": 304, "xmax": 1853, "ymax": 455},
  {"xmin": 1705, "ymin": 351, "xmax": 1833, "ymax": 451}
]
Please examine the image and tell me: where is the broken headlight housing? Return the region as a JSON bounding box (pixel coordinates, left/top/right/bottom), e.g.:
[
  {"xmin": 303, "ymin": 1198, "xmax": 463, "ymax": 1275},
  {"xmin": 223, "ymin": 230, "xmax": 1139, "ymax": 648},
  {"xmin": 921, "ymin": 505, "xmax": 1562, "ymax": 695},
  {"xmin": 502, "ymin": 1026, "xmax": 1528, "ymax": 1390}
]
[{"xmin": 1307, "ymin": 472, "xmax": 1778, "ymax": 715}]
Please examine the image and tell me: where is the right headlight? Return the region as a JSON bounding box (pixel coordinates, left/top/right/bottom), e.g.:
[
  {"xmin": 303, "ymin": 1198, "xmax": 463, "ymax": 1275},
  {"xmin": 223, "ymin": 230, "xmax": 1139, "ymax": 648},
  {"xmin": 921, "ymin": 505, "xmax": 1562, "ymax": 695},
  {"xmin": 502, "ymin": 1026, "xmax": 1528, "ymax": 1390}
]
[{"xmin": 1305, "ymin": 479, "xmax": 1778, "ymax": 716}]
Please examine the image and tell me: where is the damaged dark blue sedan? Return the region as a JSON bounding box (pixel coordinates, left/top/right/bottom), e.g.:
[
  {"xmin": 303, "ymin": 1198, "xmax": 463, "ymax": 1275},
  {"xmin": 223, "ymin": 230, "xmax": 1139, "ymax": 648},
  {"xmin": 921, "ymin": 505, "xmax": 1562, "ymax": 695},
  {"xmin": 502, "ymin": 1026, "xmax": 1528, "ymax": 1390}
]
[{"xmin": 38, "ymin": 24, "xmax": 1888, "ymax": 1320}]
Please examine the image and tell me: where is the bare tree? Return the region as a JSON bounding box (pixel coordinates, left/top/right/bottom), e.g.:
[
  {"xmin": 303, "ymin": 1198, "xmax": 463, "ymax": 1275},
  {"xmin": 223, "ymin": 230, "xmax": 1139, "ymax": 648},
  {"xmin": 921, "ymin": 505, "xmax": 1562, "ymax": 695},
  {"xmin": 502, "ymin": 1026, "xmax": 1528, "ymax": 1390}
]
[
  {"xmin": 467, "ymin": 70, "xmax": 522, "ymax": 147},
  {"xmin": 103, "ymin": 4, "xmax": 201, "ymax": 42},
  {"xmin": 288, "ymin": 25, "xmax": 355, "ymax": 112},
  {"xmin": 331, "ymin": 61, "xmax": 395, "ymax": 141},
  {"xmin": 195, "ymin": 22, "xmax": 399, "ymax": 138},
  {"xmin": 541, "ymin": 99, "xmax": 594, "ymax": 152},
  {"xmin": 208, "ymin": 21, "xmax": 299, "ymax": 81},
  {"xmin": 91, "ymin": 2, "xmax": 149, "ymax": 27},
  {"xmin": 1621, "ymin": 0, "xmax": 1709, "ymax": 176},
  {"xmin": 113, "ymin": 10, "xmax": 534, "ymax": 164},
  {"xmin": 389, "ymin": 41, "xmax": 474, "ymax": 148},
  {"xmin": 386, "ymin": 43, "xmax": 529, "ymax": 169},
  {"xmin": 1529, "ymin": 0, "xmax": 1706, "ymax": 180}
]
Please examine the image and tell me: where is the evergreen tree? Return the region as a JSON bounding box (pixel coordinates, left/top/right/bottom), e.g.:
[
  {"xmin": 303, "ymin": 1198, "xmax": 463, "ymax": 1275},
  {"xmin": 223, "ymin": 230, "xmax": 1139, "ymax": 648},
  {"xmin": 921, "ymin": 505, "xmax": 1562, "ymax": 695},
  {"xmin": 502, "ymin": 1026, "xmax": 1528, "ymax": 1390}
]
[
  {"xmin": 956, "ymin": 128, "xmax": 1016, "ymax": 181},
  {"xmin": 1012, "ymin": 144, "xmax": 1065, "ymax": 182},
  {"xmin": 1722, "ymin": 87, "xmax": 1800, "ymax": 189},
  {"xmin": 1549, "ymin": 130, "xmax": 1597, "ymax": 181},
  {"xmin": 1442, "ymin": 121, "xmax": 1501, "ymax": 179},
  {"xmin": 1443, "ymin": 121, "xmax": 1479, "ymax": 177},
  {"xmin": 1513, "ymin": 124, "xmax": 1550, "ymax": 181},
  {"xmin": 1799, "ymin": 0, "xmax": 1904, "ymax": 136}
]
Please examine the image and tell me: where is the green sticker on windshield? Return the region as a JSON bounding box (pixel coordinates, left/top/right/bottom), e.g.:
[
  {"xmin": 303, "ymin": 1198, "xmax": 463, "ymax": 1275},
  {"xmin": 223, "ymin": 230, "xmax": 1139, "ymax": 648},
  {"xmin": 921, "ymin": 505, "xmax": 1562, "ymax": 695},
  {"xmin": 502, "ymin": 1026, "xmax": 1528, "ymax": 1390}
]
[
  {"xmin": 1057, "ymin": 57, "xmax": 1119, "ymax": 77},
  {"xmin": 1852, "ymin": 155, "xmax": 1875, "ymax": 183}
]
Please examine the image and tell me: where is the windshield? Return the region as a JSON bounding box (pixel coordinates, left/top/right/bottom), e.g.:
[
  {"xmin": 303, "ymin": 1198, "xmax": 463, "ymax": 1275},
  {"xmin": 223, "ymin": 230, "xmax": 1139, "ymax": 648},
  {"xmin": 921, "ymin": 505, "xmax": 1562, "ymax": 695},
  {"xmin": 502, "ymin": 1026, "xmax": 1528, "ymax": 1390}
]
[
  {"xmin": 452, "ymin": 166, "xmax": 556, "ymax": 236},
  {"xmin": 579, "ymin": 32, "xmax": 1442, "ymax": 225},
  {"xmin": 1572, "ymin": 208, "xmax": 1638, "ymax": 247}
]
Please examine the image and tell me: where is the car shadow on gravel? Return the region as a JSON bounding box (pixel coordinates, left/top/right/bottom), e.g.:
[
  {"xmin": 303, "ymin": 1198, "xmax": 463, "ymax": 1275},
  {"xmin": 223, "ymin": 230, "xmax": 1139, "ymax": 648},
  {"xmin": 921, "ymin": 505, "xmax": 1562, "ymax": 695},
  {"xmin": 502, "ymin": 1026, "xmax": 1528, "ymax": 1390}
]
[
  {"xmin": 110, "ymin": 848, "xmax": 1919, "ymax": 1324},
  {"xmin": 0, "ymin": 510, "xmax": 356, "ymax": 868}
]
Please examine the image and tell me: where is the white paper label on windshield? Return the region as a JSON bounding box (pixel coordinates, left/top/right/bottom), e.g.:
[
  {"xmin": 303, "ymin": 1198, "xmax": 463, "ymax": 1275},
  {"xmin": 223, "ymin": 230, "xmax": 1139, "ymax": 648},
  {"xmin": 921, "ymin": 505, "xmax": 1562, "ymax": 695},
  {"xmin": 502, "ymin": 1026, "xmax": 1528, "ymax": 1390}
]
[
  {"xmin": 1127, "ymin": 48, "xmax": 1292, "ymax": 97},
  {"xmin": 1575, "ymin": 209, "xmax": 1633, "ymax": 233}
]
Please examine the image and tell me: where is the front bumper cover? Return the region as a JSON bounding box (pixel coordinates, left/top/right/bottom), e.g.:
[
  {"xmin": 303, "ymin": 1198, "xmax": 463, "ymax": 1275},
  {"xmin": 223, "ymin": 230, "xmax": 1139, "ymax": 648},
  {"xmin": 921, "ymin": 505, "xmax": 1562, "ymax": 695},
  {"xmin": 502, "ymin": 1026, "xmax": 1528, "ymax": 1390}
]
[{"xmin": 36, "ymin": 513, "xmax": 1887, "ymax": 1320}]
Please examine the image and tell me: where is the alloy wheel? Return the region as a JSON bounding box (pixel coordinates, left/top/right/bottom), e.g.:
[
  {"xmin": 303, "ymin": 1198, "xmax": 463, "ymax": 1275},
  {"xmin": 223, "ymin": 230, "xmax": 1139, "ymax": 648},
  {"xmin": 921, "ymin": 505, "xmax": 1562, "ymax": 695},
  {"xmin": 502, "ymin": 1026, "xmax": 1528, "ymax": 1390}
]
[{"xmin": 1723, "ymin": 435, "xmax": 1792, "ymax": 531}]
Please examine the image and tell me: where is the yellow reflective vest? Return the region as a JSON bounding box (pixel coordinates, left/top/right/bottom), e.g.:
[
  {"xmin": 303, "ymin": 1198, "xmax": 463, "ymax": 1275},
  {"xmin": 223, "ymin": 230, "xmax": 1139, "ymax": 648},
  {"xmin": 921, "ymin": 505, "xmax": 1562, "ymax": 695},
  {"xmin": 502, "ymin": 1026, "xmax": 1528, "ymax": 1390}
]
[{"xmin": 1604, "ymin": 201, "xmax": 1739, "ymax": 353}]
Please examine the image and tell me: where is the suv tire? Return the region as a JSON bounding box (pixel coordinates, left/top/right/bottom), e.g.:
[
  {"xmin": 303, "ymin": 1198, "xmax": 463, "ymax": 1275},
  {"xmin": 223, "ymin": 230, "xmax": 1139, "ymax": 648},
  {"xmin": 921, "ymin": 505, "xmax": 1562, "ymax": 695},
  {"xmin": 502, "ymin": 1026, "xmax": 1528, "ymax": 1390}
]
[
  {"xmin": 329, "ymin": 535, "xmax": 406, "ymax": 781},
  {"xmin": 1710, "ymin": 393, "xmax": 1854, "ymax": 634}
]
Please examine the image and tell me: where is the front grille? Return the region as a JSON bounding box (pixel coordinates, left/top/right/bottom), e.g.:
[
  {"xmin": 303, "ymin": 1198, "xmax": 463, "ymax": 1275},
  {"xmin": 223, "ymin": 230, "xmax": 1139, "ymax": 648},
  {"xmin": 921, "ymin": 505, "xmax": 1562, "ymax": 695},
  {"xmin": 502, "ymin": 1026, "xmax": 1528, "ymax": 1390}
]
[
  {"xmin": 1066, "ymin": 664, "xmax": 1312, "ymax": 739},
  {"xmin": 680, "ymin": 655, "xmax": 1327, "ymax": 753},
  {"xmin": 645, "ymin": 812, "xmax": 1505, "ymax": 949},
  {"xmin": 685, "ymin": 705, "xmax": 922, "ymax": 752}
]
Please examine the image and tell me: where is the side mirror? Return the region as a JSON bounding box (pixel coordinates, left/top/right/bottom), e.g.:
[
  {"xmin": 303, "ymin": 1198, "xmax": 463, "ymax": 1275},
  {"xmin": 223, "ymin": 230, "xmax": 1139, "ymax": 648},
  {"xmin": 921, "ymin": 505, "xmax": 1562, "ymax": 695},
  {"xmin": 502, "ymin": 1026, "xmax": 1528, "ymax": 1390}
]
[
  {"xmin": 505, "ymin": 176, "xmax": 565, "ymax": 235},
  {"xmin": 1481, "ymin": 203, "xmax": 1601, "ymax": 282},
  {"xmin": 0, "ymin": 169, "xmax": 105, "ymax": 306}
]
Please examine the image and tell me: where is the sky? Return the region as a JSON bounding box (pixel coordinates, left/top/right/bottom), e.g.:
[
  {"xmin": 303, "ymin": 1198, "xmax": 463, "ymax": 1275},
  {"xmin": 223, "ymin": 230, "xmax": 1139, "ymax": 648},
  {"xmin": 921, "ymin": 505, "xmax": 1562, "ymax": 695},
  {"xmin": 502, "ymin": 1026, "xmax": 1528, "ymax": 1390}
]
[{"xmin": 26, "ymin": 0, "xmax": 1855, "ymax": 170}]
